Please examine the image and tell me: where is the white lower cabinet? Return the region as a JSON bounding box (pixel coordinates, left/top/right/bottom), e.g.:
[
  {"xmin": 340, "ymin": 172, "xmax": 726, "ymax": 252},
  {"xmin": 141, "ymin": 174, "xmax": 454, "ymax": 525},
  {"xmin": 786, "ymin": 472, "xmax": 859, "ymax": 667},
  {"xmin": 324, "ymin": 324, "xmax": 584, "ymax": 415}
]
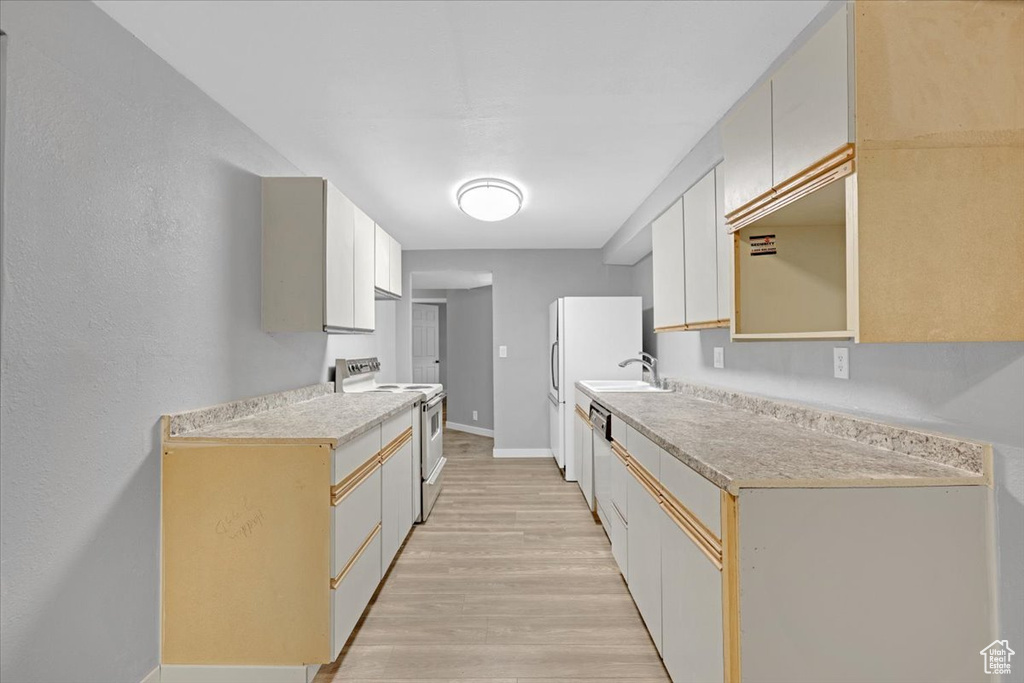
[
  {"xmin": 662, "ymin": 509, "xmax": 724, "ymax": 683},
  {"xmin": 332, "ymin": 530, "xmax": 382, "ymax": 657},
  {"xmin": 382, "ymin": 436, "xmax": 414, "ymax": 569},
  {"xmin": 574, "ymin": 409, "xmax": 595, "ymax": 511},
  {"xmin": 610, "ymin": 449, "xmax": 629, "ymax": 524},
  {"xmin": 626, "ymin": 471, "xmax": 662, "ymax": 654},
  {"xmin": 381, "ymin": 409, "xmax": 415, "ymax": 570},
  {"xmin": 593, "ymin": 432, "xmax": 612, "ymax": 535},
  {"xmin": 610, "ymin": 502, "xmax": 628, "ymax": 581},
  {"xmin": 580, "ymin": 414, "xmax": 594, "ymax": 511},
  {"xmin": 331, "ymin": 467, "xmax": 382, "ymax": 578}
]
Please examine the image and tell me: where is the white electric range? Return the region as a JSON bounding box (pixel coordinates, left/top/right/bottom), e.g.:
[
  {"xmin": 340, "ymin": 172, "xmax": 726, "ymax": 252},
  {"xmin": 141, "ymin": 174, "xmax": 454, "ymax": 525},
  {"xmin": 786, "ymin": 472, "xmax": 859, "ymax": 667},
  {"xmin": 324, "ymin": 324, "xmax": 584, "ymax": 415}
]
[{"xmin": 336, "ymin": 357, "xmax": 446, "ymax": 521}]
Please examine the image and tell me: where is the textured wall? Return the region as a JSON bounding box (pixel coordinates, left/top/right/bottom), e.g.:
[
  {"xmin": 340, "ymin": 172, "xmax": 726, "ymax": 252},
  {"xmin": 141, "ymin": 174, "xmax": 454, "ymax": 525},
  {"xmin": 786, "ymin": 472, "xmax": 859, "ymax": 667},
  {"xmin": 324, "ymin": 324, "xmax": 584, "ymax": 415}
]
[
  {"xmin": 446, "ymin": 287, "xmax": 494, "ymax": 430},
  {"xmin": 632, "ymin": 253, "xmax": 1024, "ymax": 665},
  {"xmin": 398, "ymin": 250, "xmax": 634, "ymax": 450},
  {"xmin": 0, "ymin": 3, "xmax": 394, "ymax": 681}
]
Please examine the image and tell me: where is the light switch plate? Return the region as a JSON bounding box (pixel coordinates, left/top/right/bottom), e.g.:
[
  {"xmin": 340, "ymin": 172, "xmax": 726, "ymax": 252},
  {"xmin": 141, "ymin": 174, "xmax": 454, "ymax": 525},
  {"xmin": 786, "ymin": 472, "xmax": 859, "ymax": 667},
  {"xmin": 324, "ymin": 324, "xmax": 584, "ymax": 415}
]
[
  {"xmin": 472, "ymin": 410, "xmax": 478, "ymax": 421},
  {"xmin": 713, "ymin": 347, "xmax": 724, "ymax": 369},
  {"xmin": 833, "ymin": 347, "xmax": 850, "ymax": 379},
  {"xmin": 499, "ymin": 345, "xmax": 507, "ymax": 358}
]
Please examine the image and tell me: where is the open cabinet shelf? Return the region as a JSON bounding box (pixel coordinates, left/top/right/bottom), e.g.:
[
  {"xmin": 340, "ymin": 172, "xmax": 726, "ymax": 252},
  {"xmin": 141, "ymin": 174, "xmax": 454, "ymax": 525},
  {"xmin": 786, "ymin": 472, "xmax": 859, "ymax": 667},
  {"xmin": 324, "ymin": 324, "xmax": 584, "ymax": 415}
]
[{"xmin": 731, "ymin": 177, "xmax": 855, "ymax": 340}]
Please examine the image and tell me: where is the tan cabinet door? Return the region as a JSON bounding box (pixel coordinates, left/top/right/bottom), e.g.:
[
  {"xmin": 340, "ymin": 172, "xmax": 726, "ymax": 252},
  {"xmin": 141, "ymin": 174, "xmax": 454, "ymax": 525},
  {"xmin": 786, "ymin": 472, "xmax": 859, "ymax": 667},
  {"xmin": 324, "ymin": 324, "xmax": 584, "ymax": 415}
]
[
  {"xmin": 721, "ymin": 80, "xmax": 773, "ymax": 214},
  {"xmin": 771, "ymin": 7, "xmax": 850, "ymax": 184}
]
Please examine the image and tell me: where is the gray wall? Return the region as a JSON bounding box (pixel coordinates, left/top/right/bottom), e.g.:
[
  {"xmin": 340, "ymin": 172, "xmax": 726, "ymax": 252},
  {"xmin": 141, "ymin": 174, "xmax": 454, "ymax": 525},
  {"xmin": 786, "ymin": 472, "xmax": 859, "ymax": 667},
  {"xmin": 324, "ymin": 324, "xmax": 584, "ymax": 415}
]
[
  {"xmin": 632, "ymin": 253, "xmax": 1024, "ymax": 665},
  {"xmin": 411, "ymin": 288, "xmax": 448, "ymax": 300},
  {"xmin": 398, "ymin": 250, "xmax": 634, "ymax": 450},
  {"xmin": 446, "ymin": 287, "xmax": 494, "ymax": 430},
  {"xmin": 0, "ymin": 3, "xmax": 395, "ymax": 681}
]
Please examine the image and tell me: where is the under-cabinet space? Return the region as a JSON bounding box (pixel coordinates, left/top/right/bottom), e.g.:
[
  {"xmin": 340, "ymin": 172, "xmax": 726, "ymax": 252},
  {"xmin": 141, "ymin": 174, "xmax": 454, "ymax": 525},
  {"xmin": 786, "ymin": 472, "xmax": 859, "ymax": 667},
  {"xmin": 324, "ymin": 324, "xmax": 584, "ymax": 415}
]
[{"xmin": 733, "ymin": 178, "xmax": 852, "ymax": 339}]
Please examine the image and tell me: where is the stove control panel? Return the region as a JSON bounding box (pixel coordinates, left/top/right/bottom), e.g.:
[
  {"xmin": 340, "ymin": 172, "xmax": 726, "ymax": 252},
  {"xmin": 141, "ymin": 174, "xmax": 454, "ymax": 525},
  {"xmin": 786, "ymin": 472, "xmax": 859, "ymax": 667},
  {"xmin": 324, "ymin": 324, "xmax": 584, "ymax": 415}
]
[{"xmin": 339, "ymin": 357, "xmax": 380, "ymax": 378}]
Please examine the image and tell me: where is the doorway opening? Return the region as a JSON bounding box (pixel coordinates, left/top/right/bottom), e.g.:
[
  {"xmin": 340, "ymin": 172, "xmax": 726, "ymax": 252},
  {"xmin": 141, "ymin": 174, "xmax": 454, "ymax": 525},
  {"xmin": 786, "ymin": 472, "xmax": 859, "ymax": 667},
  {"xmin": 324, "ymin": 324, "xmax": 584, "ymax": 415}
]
[{"xmin": 410, "ymin": 271, "xmax": 494, "ymax": 439}]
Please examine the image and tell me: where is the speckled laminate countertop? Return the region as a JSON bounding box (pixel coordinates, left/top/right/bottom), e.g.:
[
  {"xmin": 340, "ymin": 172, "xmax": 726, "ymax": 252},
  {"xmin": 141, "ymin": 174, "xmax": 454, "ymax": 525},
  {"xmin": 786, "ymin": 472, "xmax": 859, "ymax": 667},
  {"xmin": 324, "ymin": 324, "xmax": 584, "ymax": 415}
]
[
  {"xmin": 163, "ymin": 386, "xmax": 420, "ymax": 448},
  {"xmin": 576, "ymin": 382, "xmax": 990, "ymax": 493}
]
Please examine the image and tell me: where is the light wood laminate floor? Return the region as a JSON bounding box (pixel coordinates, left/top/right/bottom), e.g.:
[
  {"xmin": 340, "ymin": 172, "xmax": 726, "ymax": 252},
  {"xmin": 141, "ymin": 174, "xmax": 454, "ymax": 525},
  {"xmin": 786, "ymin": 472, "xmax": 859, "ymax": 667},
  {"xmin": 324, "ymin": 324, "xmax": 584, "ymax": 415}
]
[{"xmin": 315, "ymin": 429, "xmax": 669, "ymax": 683}]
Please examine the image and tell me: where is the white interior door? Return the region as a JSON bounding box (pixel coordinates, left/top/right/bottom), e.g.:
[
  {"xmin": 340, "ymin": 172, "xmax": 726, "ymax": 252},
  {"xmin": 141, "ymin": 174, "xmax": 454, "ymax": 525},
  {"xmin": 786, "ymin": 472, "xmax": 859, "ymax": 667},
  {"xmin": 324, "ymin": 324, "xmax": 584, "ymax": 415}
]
[{"xmin": 412, "ymin": 304, "xmax": 440, "ymax": 383}]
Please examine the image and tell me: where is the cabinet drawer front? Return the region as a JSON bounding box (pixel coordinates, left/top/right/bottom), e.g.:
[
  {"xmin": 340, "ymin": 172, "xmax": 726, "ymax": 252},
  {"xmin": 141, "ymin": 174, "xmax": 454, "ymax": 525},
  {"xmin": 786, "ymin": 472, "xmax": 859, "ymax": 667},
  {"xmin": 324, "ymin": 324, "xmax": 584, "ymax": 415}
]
[
  {"xmin": 624, "ymin": 425, "xmax": 660, "ymax": 480},
  {"xmin": 610, "ymin": 503, "xmax": 628, "ymax": 581},
  {"xmin": 334, "ymin": 426, "xmax": 381, "ymax": 484},
  {"xmin": 660, "ymin": 451, "xmax": 721, "ymax": 539},
  {"xmin": 331, "ymin": 528, "xmax": 382, "ymax": 659},
  {"xmin": 332, "ymin": 466, "xmax": 382, "ymax": 577},
  {"xmin": 382, "ymin": 408, "xmax": 414, "ymax": 448}
]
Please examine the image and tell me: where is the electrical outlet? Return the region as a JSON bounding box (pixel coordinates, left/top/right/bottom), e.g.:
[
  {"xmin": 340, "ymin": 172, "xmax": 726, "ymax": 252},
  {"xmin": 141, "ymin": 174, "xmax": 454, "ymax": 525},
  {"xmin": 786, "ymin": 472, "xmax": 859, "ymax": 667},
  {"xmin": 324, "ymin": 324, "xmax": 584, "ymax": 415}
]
[
  {"xmin": 499, "ymin": 345, "xmax": 508, "ymax": 358},
  {"xmin": 833, "ymin": 347, "xmax": 850, "ymax": 379},
  {"xmin": 472, "ymin": 410, "xmax": 478, "ymax": 421},
  {"xmin": 713, "ymin": 347, "xmax": 724, "ymax": 369}
]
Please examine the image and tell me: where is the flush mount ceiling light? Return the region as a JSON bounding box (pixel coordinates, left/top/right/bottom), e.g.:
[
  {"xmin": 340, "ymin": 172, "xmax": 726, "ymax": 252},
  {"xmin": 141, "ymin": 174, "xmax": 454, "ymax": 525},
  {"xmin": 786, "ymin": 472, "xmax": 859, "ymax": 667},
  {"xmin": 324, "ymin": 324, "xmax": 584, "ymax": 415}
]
[{"xmin": 456, "ymin": 178, "xmax": 523, "ymax": 222}]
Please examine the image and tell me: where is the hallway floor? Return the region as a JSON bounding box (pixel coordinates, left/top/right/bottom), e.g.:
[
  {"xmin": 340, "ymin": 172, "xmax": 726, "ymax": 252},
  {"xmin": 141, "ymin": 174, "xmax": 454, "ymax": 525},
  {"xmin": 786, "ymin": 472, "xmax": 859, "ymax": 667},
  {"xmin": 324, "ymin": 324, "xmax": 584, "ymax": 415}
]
[{"xmin": 315, "ymin": 429, "xmax": 669, "ymax": 682}]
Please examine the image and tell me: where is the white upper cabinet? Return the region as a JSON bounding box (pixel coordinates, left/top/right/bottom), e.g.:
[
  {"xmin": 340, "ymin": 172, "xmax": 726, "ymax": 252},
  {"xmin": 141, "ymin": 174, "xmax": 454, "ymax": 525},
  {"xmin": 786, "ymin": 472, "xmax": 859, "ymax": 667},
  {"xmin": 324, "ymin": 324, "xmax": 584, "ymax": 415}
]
[
  {"xmin": 262, "ymin": 177, "xmax": 374, "ymax": 333},
  {"xmin": 652, "ymin": 165, "xmax": 730, "ymax": 332},
  {"xmin": 721, "ymin": 80, "xmax": 773, "ymax": 214},
  {"xmin": 353, "ymin": 206, "xmax": 376, "ymax": 331},
  {"xmin": 683, "ymin": 170, "xmax": 719, "ymax": 326},
  {"xmin": 771, "ymin": 7, "xmax": 851, "ymax": 184},
  {"xmin": 324, "ymin": 183, "xmax": 356, "ymax": 331},
  {"xmin": 374, "ymin": 225, "xmax": 390, "ymax": 292},
  {"xmin": 715, "ymin": 166, "xmax": 732, "ymax": 321},
  {"xmin": 652, "ymin": 197, "xmax": 685, "ymax": 330},
  {"xmin": 389, "ymin": 235, "xmax": 403, "ymax": 297},
  {"xmin": 374, "ymin": 224, "xmax": 402, "ymax": 299}
]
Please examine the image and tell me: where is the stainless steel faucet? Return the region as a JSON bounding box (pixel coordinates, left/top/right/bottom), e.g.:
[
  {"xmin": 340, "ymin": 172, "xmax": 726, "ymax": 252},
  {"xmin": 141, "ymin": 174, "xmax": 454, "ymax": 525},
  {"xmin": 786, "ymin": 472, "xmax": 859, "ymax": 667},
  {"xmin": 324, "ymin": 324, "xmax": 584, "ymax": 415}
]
[{"xmin": 619, "ymin": 352, "xmax": 663, "ymax": 389}]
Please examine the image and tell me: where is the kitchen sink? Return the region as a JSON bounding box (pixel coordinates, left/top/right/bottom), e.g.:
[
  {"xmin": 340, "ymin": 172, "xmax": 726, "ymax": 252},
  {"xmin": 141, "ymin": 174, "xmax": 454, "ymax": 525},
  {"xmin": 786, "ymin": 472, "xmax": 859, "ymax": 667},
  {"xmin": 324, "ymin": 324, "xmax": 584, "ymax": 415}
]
[{"xmin": 579, "ymin": 380, "xmax": 672, "ymax": 393}]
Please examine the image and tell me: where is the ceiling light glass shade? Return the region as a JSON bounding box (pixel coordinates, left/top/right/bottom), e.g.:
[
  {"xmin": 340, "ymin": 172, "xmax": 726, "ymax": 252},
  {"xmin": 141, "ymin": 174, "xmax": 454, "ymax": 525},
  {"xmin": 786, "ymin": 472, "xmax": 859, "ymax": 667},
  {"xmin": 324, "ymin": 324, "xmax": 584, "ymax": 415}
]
[{"xmin": 456, "ymin": 178, "xmax": 523, "ymax": 222}]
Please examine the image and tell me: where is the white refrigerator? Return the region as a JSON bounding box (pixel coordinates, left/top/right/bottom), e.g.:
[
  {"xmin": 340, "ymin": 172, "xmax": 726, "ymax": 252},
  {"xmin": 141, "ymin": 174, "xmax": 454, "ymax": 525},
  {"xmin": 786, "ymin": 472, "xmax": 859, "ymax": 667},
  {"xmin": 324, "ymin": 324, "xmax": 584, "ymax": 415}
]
[{"xmin": 548, "ymin": 296, "xmax": 642, "ymax": 482}]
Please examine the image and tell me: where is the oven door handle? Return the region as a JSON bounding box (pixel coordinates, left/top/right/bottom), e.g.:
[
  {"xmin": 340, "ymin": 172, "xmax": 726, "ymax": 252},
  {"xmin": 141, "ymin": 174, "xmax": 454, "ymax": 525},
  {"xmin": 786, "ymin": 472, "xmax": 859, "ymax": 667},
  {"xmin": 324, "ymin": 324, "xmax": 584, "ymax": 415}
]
[
  {"xmin": 423, "ymin": 393, "xmax": 446, "ymax": 411},
  {"xmin": 425, "ymin": 456, "xmax": 446, "ymax": 485}
]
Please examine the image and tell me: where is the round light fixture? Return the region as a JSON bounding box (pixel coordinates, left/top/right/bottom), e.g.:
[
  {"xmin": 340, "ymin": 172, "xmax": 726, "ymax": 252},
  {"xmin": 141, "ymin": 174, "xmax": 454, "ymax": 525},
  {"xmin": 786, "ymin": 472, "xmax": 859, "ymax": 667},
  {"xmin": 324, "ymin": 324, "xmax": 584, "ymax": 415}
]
[{"xmin": 456, "ymin": 178, "xmax": 523, "ymax": 222}]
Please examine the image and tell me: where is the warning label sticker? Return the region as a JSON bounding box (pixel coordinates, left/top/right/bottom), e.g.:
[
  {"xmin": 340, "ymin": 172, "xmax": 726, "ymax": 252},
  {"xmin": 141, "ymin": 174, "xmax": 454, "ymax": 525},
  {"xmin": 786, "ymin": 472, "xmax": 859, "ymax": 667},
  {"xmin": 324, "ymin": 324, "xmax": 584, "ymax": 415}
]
[{"xmin": 750, "ymin": 234, "xmax": 776, "ymax": 256}]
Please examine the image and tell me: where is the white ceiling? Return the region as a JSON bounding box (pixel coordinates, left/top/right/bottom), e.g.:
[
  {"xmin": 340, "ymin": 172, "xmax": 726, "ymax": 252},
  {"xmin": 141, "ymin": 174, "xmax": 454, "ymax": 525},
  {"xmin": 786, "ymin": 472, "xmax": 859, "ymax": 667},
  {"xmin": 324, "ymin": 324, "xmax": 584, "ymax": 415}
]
[{"xmin": 96, "ymin": 0, "xmax": 827, "ymax": 250}]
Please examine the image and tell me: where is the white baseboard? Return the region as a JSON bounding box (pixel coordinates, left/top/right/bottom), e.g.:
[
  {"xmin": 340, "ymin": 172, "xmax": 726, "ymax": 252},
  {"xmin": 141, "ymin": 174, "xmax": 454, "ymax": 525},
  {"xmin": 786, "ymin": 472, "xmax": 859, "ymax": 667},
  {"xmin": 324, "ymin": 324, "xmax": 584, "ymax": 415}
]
[
  {"xmin": 446, "ymin": 422, "xmax": 494, "ymax": 438},
  {"xmin": 493, "ymin": 448, "xmax": 552, "ymax": 458},
  {"xmin": 159, "ymin": 665, "xmax": 310, "ymax": 683},
  {"xmin": 141, "ymin": 666, "xmax": 161, "ymax": 683}
]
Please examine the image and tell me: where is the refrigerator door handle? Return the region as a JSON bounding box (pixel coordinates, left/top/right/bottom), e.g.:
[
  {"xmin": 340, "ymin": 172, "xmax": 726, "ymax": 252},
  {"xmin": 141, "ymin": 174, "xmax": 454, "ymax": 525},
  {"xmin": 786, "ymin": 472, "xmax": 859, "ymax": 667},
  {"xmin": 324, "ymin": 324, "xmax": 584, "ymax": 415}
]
[
  {"xmin": 551, "ymin": 341, "xmax": 559, "ymax": 393},
  {"xmin": 548, "ymin": 393, "xmax": 559, "ymax": 408}
]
